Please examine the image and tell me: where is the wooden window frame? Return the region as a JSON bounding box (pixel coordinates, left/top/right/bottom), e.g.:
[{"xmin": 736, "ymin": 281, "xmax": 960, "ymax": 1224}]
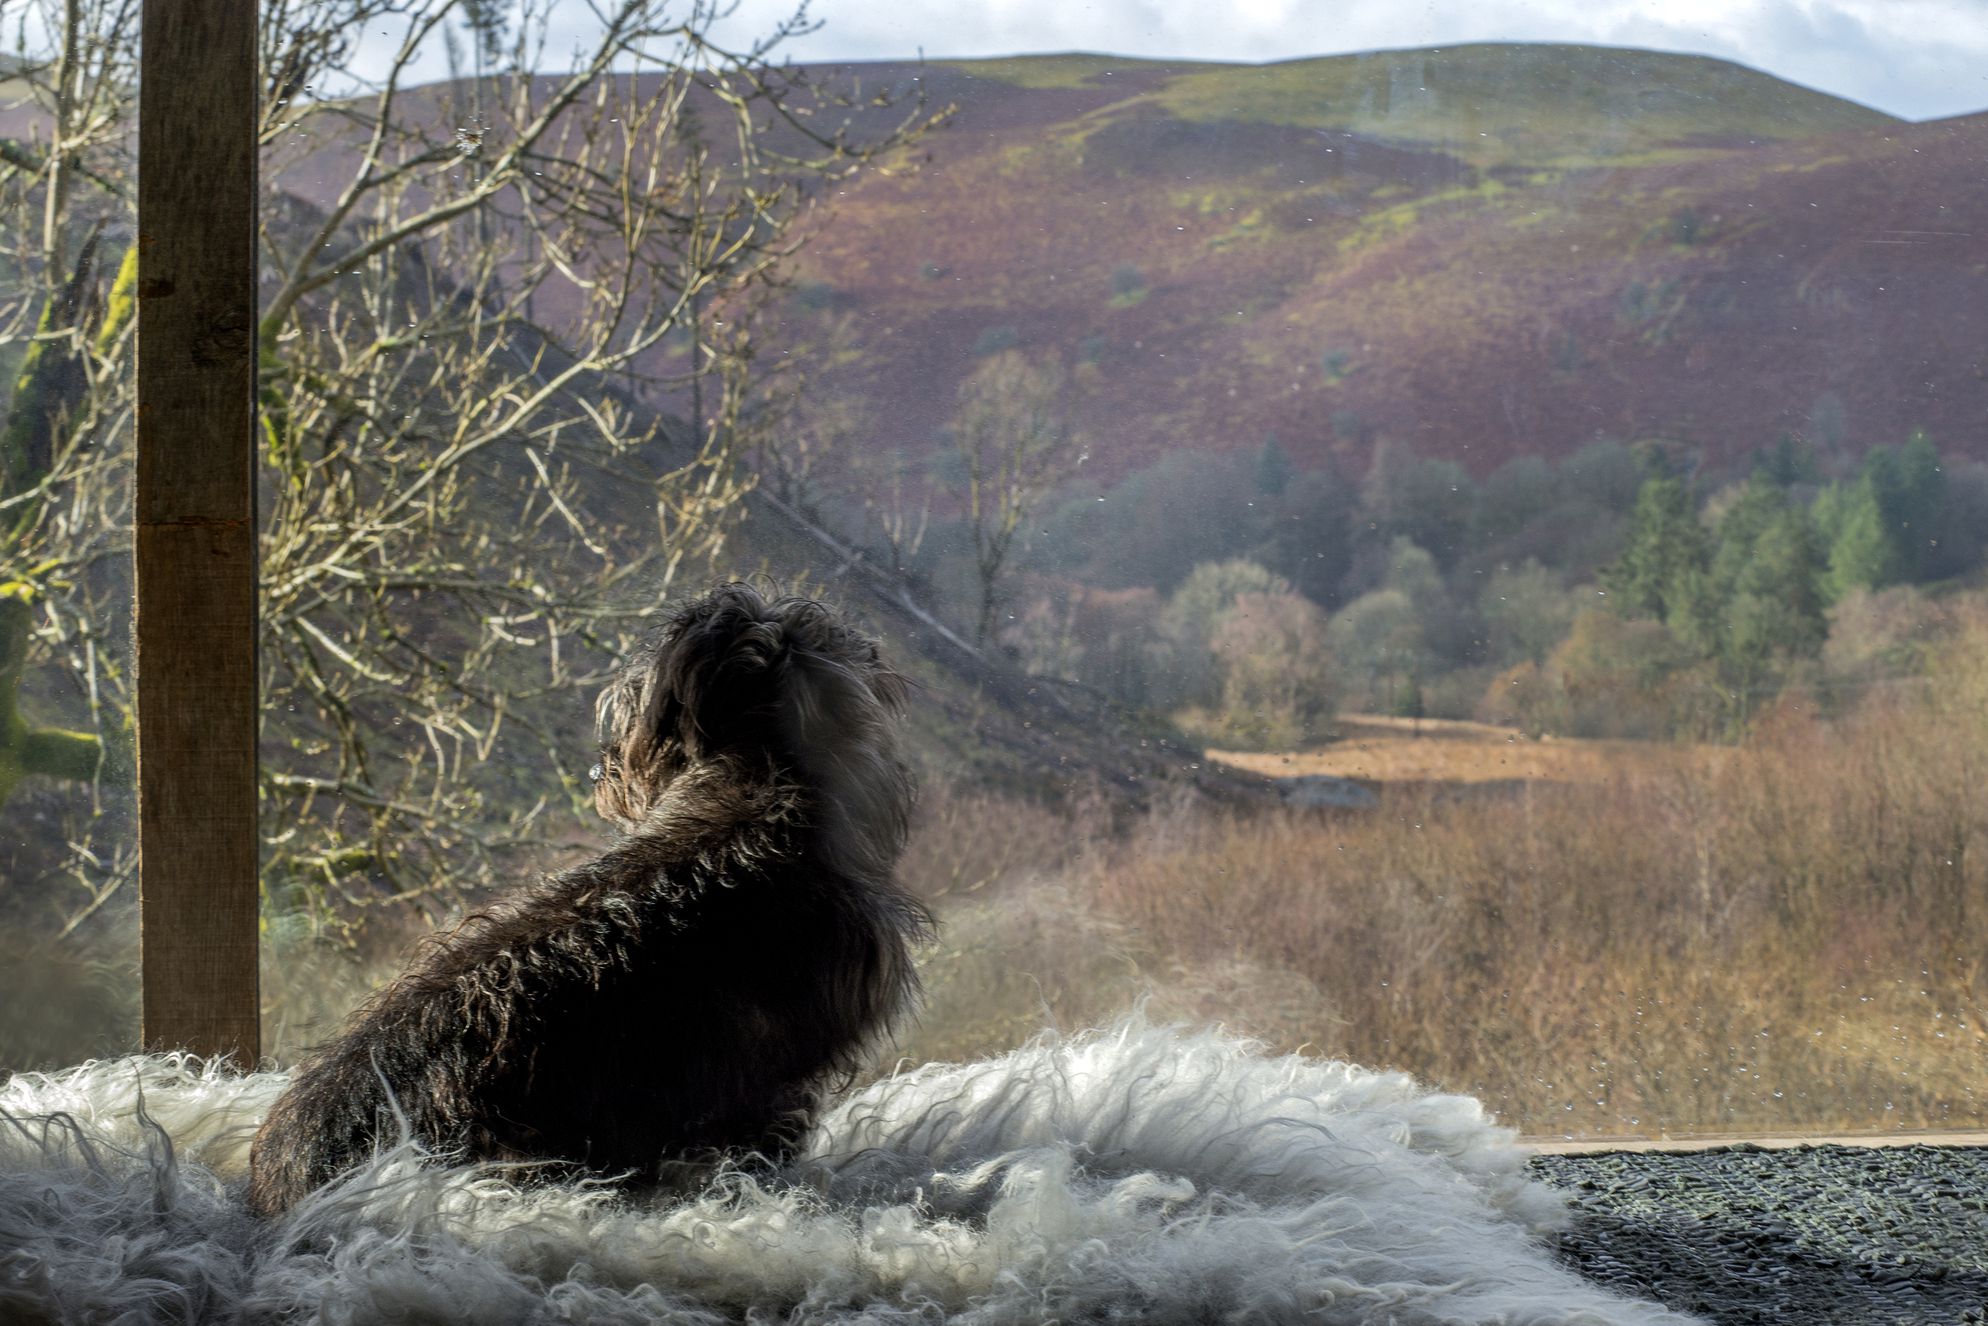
[{"xmin": 135, "ymin": 0, "xmax": 261, "ymax": 1063}]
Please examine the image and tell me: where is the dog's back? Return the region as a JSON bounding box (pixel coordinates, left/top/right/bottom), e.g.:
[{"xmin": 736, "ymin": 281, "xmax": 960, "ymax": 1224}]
[{"xmin": 248, "ymin": 586, "xmax": 930, "ymax": 1215}]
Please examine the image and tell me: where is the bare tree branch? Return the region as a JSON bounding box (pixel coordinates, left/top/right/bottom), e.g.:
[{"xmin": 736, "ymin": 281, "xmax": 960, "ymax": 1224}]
[{"xmin": 0, "ymin": 0, "xmax": 939, "ymax": 936}]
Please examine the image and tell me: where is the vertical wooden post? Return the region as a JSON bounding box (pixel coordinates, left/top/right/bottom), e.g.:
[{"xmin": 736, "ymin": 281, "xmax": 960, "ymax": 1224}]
[{"xmin": 136, "ymin": 0, "xmax": 261, "ymax": 1063}]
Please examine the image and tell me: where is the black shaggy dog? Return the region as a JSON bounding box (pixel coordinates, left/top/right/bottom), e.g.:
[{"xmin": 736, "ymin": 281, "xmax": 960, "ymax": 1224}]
[{"xmin": 247, "ymin": 584, "xmax": 933, "ymax": 1215}]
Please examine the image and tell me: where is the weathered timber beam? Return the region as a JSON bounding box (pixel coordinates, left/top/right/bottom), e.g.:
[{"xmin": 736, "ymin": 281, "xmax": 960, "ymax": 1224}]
[{"xmin": 136, "ymin": 0, "xmax": 261, "ymax": 1062}]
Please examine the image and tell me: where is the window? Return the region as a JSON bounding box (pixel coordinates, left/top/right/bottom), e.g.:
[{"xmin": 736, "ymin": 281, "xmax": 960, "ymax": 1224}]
[
  {"xmin": 726, "ymin": 16, "xmax": 1988, "ymax": 1142},
  {"xmin": 6, "ymin": 2, "xmax": 1984, "ymax": 1152}
]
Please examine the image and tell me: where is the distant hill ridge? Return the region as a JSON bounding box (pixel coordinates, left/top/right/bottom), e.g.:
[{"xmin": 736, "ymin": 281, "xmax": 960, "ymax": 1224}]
[
  {"xmin": 772, "ymin": 43, "xmax": 1987, "ymax": 483},
  {"xmin": 930, "ymin": 44, "xmax": 1894, "ymax": 160}
]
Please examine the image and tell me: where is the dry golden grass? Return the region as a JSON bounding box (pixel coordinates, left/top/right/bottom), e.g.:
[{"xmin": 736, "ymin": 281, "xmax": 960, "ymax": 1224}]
[
  {"xmin": 16, "ymin": 651, "xmax": 1985, "ymax": 1148},
  {"xmin": 1081, "ymin": 784, "xmax": 1988, "ymax": 1138},
  {"xmin": 908, "ymin": 631, "xmax": 1988, "ymax": 1138}
]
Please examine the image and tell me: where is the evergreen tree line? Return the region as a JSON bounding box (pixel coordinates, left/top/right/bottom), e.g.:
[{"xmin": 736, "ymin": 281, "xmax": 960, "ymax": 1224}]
[
  {"xmin": 1602, "ymin": 430, "xmax": 1988, "ymax": 706},
  {"xmin": 992, "ymin": 427, "xmax": 1988, "ymax": 742}
]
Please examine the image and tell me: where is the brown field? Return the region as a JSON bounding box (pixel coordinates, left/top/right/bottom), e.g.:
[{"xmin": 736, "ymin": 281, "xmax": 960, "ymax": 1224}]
[{"xmin": 1207, "ymin": 714, "xmax": 1726, "ymax": 787}]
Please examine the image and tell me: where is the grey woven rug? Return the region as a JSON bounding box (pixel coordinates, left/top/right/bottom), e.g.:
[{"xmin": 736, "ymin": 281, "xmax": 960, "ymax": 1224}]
[{"xmin": 1531, "ymin": 1145, "xmax": 1988, "ymax": 1324}]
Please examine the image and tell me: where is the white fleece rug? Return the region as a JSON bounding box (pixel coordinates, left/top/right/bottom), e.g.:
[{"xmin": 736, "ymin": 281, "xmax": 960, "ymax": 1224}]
[{"xmin": 0, "ymin": 1020, "xmax": 1701, "ymax": 1325}]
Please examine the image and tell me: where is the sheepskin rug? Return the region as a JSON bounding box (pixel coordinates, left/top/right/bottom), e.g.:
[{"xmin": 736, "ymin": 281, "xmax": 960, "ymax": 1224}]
[{"xmin": 0, "ymin": 1020, "xmax": 1701, "ymax": 1325}]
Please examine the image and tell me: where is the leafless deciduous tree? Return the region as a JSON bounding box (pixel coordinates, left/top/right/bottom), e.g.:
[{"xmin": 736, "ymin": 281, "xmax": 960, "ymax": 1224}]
[
  {"xmin": 948, "ymin": 350, "xmax": 1080, "ymax": 646},
  {"xmin": 0, "ymin": 0, "xmax": 939, "ymax": 938}
]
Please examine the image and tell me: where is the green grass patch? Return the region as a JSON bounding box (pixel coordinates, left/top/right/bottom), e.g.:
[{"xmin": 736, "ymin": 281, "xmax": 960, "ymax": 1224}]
[
  {"xmin": 1144, "ymin": 44, "xmax": 1893, "ymax": 167},
  {"xmin": 1336, "ymin": 177, "xmax": 1510, "ymax": 253},
  {"xmin": 938, "ymin": 53, "xmax": 1167, "ymax": 89}
]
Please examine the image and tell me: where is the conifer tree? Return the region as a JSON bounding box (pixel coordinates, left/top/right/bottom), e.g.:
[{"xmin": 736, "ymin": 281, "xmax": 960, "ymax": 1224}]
[
  {"xmin": 1603, "ymin": 476, "xmax": 1707, "ymax": 620},
  {"xmin": 1726, "ymin": 506, "xmax": 1827, "ymax": 669},
  {"xmin": 1823, "ymin": 477, "xmax": 1904, "ymax": 600},
  {"xmin": 1708, "ymin": 481, "xmax": 1785, "ymax": 602},
  {"xmin": 1717, "ymin": 505, "xmax": 1825, "ymax": 721}
]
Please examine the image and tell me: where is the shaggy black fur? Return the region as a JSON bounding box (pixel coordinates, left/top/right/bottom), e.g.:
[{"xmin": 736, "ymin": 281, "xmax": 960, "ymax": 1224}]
[{"xmin": 247, "ymin": 584, "xmax": 932, "ymax": 1216}]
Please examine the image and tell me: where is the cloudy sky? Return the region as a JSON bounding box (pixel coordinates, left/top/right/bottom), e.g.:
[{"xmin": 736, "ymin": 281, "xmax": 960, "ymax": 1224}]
[{"xmin": 680, "ymin": 0, "xmax": 1988, "ymax": 121}]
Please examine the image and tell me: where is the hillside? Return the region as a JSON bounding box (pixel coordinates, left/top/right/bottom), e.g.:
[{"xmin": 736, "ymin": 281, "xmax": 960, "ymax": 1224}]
[
  {"xmin": 236, "ymin": 42, "xmax": 1988, "ymax": 782},
  {"xmin": 769, "ymin": 45, "xmax": 1988, "ymax": 485},
  {"xmin": 15, "ymin": 40, "xmax": 1959, "ymax": 819}
]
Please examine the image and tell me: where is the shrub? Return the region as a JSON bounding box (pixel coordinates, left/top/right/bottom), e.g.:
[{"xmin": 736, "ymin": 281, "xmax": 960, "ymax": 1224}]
[
  {"xmin": 1475, "ymin": 609, "xmax": 1722, "ymax": 739},
  {"xmin": 1208, "ymin": 591, "xmax": 1336, "ymax": 748},
  {"xmin": 1325, "ymin": 588, "xmax": 1423, "ymax": 712},
  {"xmin": 1151, "ymin": 560, "xmax": 1290, "ymax": 710},
  {"xmin": 1479, "ymin": 561, "xmax": 1577, "ymax": 666},
  {"xmin": 1823, "ymin": 585, "xmax": 1953, "ymax": 684},
  {"xmin": 1549, "ymin": 608, "xmax": 1699, "ymax": 739},
  {"xmin": 1477, "ymin": 659, "xmax": 1562, "ymax": 736}
]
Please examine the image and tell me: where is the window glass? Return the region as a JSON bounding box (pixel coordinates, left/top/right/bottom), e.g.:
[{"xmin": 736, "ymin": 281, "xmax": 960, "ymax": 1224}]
[
  {"xmin": 733, "ymin": 15, "xmax": 1987, "ymax": 1140},
  {"xmin": 242, "ymin": 2, "xmax": 1986, "ymax": 1142},
  {"xmin": 0, "ymin": 0, "xmax": 141, "ymax": 1070}
]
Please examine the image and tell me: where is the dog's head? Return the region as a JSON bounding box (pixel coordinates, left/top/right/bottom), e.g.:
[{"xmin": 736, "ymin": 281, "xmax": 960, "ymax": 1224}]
[{"xmin": 592, "ymin": 584, "xmax": 915, "ymax": 873}]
